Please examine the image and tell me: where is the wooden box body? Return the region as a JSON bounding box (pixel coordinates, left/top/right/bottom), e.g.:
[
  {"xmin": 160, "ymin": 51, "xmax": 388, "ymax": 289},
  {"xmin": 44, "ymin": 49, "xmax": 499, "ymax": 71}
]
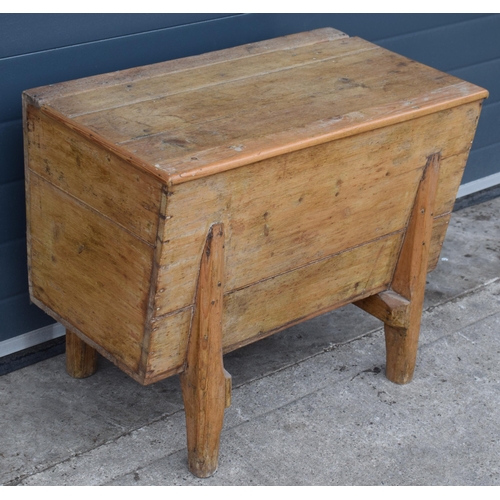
[{"xmin": 24, "ymin": 29, "xmax": 487, "ymax": 385}]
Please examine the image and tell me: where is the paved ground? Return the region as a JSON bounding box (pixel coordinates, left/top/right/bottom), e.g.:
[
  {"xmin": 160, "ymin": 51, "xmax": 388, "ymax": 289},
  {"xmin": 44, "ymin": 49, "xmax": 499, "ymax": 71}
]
[{"xmin": 1, "ymin": 196, "xmax": 499, "ymax": 486}]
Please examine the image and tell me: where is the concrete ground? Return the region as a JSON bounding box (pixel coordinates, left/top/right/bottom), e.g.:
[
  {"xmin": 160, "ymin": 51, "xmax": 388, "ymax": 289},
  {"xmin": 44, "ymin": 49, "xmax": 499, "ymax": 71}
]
[{"xmin": 1, "ymin": 196, "xmax": 499, "ymax": 486}]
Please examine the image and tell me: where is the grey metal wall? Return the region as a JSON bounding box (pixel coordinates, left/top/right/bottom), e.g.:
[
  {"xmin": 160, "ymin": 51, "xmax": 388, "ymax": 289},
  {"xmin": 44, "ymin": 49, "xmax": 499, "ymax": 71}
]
[{"xmin": 1, "ymin": 13, "xmax": 499, "ymax": 347}]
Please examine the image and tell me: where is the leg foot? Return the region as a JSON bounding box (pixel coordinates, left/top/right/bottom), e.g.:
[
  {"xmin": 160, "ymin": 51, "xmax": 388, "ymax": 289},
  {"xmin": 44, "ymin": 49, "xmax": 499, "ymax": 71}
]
[
  {"xmin": 66, "ymin": 329, "xmax": 98, "ymax": 378},
  {"xmin": 180, "ymin": 223, "xmax": 230, "ymax": 478},
  {"xmin": 384, "ymin": 324, "xmax": 419, "ymax": 384}
]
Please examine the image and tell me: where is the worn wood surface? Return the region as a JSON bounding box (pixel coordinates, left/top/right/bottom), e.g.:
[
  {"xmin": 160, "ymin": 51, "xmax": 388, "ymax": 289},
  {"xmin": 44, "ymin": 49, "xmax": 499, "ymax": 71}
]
[
  {"xmin": 180, "ymin": 224, "xmax": 230, "ymax": 478},
  {"xmin": 23, "ymin": 28, "xmax": 487, "ymax": 389},
  {"xmin": 23, "ymin": 29, "xmax": 487, "ymax": 480},
  {"xmin": 154, "ymin": 102, "xmax": 480, "ymax": 317},
  {"xmin": 25, "ymin": 104, "xmax": 162, "ymax": 245},
  {"xmin": 61, "ymin": 35, "xmax": 360, "ymax": 124},
  {"xmin": 354, "ymin": 290, "xmax": 411, "ymax": 329},
  {"xmin": 27, "ymin": 28, "xmax": 347, "ymax": 106},
  {"xmin": 428, "ymin": 213, "xmax": 452, "ymax": 272},
  {"xmin": 146, "ymin": 308, "xmax": 193, "ymax": 382},
  {"xmin": 145, "ymin": 232, "xmax": 402, "ymax": 382},
  {"xmin": 28, "ymin": 174, "xmax": 153, "ymax": 374},
  {"xmin": 161, "ymin": 81, "xmax": 485, "ymax": 186},
  {"xmin": 24, "ymin": 32, "xmax": 487, "ymax": 186},
  {"xmin": 71, "ymin": 37, "xmax": 385, "ymax": 144},
  {"xmin": 138, "ymin": 187, "xmax": 169, "ymax": 381},
  {"xmin": 65, "ymin": 329, "xmax": 98, "ymax": 378},
  {"xmin": 385, "ymin": 154, "xmax": 441, "ymax": 384},
  {"xmin": 222, "ymin": 232, "xmax": 402, "ymax": 351}
]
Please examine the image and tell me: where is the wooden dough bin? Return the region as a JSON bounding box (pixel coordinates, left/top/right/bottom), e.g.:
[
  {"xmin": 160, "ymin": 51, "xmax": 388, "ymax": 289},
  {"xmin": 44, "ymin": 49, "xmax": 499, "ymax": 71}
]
[{"xmin": 23, "ymin": 28, "xmax": 488, "ymax": 477}]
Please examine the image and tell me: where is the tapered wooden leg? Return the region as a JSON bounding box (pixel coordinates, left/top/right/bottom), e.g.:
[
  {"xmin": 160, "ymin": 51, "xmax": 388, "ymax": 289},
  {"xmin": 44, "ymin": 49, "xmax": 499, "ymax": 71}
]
[
  {"xmin": 354, "ymin": 153, "xmax": 440, "ymax": 383},
  {"xmin": 66, "ymin": 329, "xmax": 98, "ymax": 378},
  {"xmin": 385, "ymin": 153, "xmax": 440, "ymax": 384},
  {"xmin": 180, "ymin": 223, "xmax": 231, "ymax": 478}
]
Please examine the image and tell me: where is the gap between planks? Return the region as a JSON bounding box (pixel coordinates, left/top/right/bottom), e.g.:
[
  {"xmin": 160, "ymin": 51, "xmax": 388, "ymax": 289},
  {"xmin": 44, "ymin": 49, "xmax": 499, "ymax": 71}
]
[
  {"xmin": 139, "ymin": 186, "xmax": 170, "ymax": 380},
  {"xmin": 28, "ymin": 169, "xmax": 157, "ymax": 249},
  {"xmin": 150, "ymin": 228, "xmax": 406, "ymax": 325},
  {"xmin": 28, "ymin": 28, "xmax": 348, "ymax": 107},
  {"xmin": 74, "ymin": 45, "xmax": 377, "ymax": 120}
]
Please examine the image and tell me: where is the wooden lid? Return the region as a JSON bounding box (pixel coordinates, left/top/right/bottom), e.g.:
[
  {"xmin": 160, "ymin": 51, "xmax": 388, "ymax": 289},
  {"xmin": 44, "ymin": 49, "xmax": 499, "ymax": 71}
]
[{"xmin": 25, "ymin": 28, "xmax": 488, "ymax": 185}]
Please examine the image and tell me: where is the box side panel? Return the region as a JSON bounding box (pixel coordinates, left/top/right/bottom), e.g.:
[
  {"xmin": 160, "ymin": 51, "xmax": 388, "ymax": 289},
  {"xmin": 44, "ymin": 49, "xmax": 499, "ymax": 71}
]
[
  {"xmin": 433, "ymin": 101, "xmax": 483, "ymax": 216},
  {"xmin": 145, "ymin": 232, "xmax": 402, "ymax": 382},
  {"xmin": 427, "ymin": 214, "xmax": 452, "ymax": 272},
  {"xmin": 25, "ymin": 105, "xmax": 162, "ymax": 245},
  {"xmin": 155, "ymin": 102, "xmax": 480, "ymax": 316},
  {"xmin": 426, "ymin": 100, "xmax": 484, "ymax": 267},
  {"xmin": 434, "ymin": 151, "xmax": 471, "ymax": 215},
  {"xmin": 28, "ymin": 175, "xmax": 154, "ymax": 374}
]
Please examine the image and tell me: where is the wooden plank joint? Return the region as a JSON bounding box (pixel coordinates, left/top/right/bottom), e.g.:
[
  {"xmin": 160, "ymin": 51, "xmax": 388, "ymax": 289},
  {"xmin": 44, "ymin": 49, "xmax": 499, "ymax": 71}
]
[{"xmin": 354, "ymin": 290, "xmax": 410, "ymax": 328}]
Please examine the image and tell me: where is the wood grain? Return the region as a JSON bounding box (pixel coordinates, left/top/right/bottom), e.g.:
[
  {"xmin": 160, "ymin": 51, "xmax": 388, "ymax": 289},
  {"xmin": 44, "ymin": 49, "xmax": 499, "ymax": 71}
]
[
  {"xmin": 222, "ymin": 232, "xmax": 403, "ymax": 351},
  {"xmin": 433, "ymin": 101, "xmax": 483, "ymax": 215},
  {"xmin": 138, "ymin": 187, "xmax": 169, "ymax": 381},
  {"xmin": 24, "ymin": 33, "xmax": 487, "ymax": 186},
  {"xmin": 146, "ymin": 308, "xmax": 193, "ymax": 383},
  {"xmin": 162, "ymin": 90, "xmax": 485, "ymax": 185},
  {"xmin": 30, "ymin": 298, "xmax": 145, "ymax": 383},
  {"xmin": 354, "ymin": 290, "xmax": 410, "ymax": 329},
  {"xmin": 25, "ymin": 104, "xmax": 162, "ymax": 244},
  {"xmin": 26, "ymin": 28, "xmax": 347, "ymax": 106},
  {"xmin": 428, "ymin": 213, "xmax": 452, "ymax": 272},
  {"xmin": 66, "ymin": 329, "xmax": 98, "ymax": 378},
  {"xmin": 54, "ymin": 33, "xmax": 358, "ymax": 118},
  {"xmin": 70, "ymin": 37, "xmax": 382, "ymax": 143},
  {"xmin": 180, "ymin": 224, "xmax": 229, "ymax": 478},
  {"xmin": 154, "ymin": 102, "xmax": 480, "ymax": 316},
  {"xmin": 385, "ymin": 154, "xmax": 440, "ymax": 384},
  {"xmin": 146, "ymin": 232, "xmax": 403, "ymax": 381},
  {"xmin": 122, "ymin": 85, "xmax": 476, "ymax": 177},
  {"xmin": 28, "ymin": 174, "xmax": 153, "ymax": 373}
]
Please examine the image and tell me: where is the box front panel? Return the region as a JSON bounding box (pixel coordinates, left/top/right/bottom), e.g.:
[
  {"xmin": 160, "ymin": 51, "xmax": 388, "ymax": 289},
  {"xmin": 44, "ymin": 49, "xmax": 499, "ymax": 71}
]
[
  {"xmin": 144, "ymin": 102, "xmax": 481, "ymax": 381},
  {"xmin": 154, "ymin": 101, "xmax": 480, "ymax": 316},
  {"xmin": 146, "ymin": 232, "xmax": 402, "ymax": 383}
]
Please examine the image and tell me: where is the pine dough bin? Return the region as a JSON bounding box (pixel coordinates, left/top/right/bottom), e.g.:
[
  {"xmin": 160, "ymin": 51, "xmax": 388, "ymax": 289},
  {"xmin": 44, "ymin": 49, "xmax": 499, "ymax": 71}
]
[{"xmin": 23, "ymin": 28, "xmax": 487, "ymax": 477}]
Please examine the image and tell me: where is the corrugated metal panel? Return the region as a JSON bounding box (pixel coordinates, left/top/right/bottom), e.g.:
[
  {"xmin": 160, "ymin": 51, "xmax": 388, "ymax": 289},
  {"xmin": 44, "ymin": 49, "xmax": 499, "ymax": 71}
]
[
  {"xmin": 471, "ymin": 102, "xmax": 500, "ymax": 151},
  {"xmin": 452, "ymin": 59, "xmax": 500, "ymax": 105},
  {"xmin": 0, "ymin": 120, "xmax": 24, "ymax": 184},
  {"xmin": 0, "ymin": 181, "xmax": 26, "ymax": 244},
  {"xmin": 463, "ymin": 143, "xmax": 500, "ymax": 184},
  {"xmin": 0, "ymin": 13, "xmax": 499, "ymax": 355},
  {"xmin": 258, "ymin": 13, "xmax": 490, "ymax": 41},
  {"xmin": 378, "ymin": 15, "xmax": 500, "ymax": 70},
  {"xmin": 0, "ymin": 294, "xmax": 55, "ymax": 342},
  {"xmin": 0, "ymin": 239, "xmax": 28, "ymax": 301},
  {"xmin": 0, "ymin": 14, "xmax": 238, "ymax": 58}
]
